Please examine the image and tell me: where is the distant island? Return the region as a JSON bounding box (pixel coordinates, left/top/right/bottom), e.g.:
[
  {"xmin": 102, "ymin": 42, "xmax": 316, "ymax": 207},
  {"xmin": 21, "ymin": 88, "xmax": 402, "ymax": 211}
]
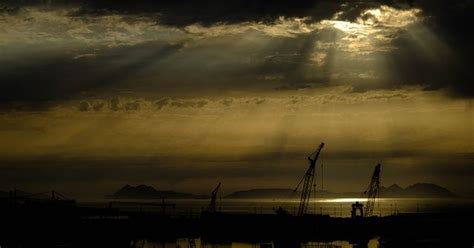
[
  {"xmin": 109, "ymin": 183, "xmax": 456, "ymax": 200},
  {"xmin": 226, "ymin": 183, "xmax": 456, "ymax": 199}
]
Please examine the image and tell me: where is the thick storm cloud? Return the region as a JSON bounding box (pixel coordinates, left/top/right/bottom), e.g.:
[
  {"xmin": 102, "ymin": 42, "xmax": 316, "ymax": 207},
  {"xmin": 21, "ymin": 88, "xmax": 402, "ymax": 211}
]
[{"xmin": 0, "ymin": 0, "xmax": 473, "ymax": 106}]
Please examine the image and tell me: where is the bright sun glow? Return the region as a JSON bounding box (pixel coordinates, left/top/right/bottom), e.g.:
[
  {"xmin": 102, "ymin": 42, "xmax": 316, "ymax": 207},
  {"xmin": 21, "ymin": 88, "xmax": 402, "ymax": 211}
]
[
  {"xmin": 325, "ymin": 6, "xmax": 421, "ymax": 34},
  {"xmin": 317, "ymin": 6, "xmax": 423, "ymax": 60}
]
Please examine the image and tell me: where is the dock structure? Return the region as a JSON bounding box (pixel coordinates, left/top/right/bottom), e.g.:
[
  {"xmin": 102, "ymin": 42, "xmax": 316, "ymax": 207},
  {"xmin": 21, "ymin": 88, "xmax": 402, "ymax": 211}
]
[
  {"xmin": 0, "ymin": 144, "xmax": 472, "ymax": 247},
  {"xmin": 1, "ymin": 187, "xmax": 473, "ymax": 247}
]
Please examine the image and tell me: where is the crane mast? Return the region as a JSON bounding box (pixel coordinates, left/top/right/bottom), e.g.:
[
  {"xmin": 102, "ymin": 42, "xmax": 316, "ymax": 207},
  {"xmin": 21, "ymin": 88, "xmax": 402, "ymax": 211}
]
[
  {"xmin": 207, "ymin": 182, "xmax": 221, "ymax": 213},
  {"xmin": 363, "ymin": 163, "xmax": 381, "ymax": 217},
  {"xmin": 294, "ymin": 142, "xmax": 325, "ymax": 216}
]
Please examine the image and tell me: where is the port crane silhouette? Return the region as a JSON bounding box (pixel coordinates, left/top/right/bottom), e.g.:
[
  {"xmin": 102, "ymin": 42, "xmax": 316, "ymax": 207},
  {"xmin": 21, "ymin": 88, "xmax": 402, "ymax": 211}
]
[
  {"xmin": 352, "ymin": 163, "xmax": 381, "ymax": 218},
  {"xmin": 364, "ymin": 163, "xmax": 381, "ymax": 217},
  {"xmin": 294, "ymin": 142, "xmax": 325, "ymax": 216},
  {"xmin": 207, "ymin": 182, "xmax": 221, "ymax": 213}
]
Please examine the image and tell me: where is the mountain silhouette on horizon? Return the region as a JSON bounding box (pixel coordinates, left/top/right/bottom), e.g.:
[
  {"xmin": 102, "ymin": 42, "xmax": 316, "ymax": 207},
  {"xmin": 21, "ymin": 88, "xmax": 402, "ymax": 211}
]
[
  {"xmin": 226, "ymin": 183, "xmax": 456, "ymax": 199},
  {"xmin": 107, "ymin": 182, "xmax": 456, "ymax": 200}
]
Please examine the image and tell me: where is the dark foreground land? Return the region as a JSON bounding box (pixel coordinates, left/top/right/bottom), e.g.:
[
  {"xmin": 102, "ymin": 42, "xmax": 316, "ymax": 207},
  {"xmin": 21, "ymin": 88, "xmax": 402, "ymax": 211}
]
[{"xmin": 1, "ymin": 199, "xmax": 473, "ymax": 248}]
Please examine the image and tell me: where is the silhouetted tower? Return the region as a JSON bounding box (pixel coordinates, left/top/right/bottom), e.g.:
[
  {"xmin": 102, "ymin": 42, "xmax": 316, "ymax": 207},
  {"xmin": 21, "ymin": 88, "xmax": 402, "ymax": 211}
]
[
  {"xmin": 294, "ymin": 142, "xmax": 325, "ymax": 216},
  {"xmin": 363, "ymin": 163, "xmax": 381, "ymax": 217},
  {"xmin": 207, "ymin": 182, "xmax": 221, "ymax": 213}
]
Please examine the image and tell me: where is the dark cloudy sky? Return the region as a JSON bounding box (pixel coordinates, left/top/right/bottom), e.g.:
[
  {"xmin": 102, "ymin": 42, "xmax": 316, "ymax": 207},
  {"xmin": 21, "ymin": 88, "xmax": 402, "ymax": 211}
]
[{"xmin": 0, "ymin": 0, "xmax": 473, "ymax": 198}]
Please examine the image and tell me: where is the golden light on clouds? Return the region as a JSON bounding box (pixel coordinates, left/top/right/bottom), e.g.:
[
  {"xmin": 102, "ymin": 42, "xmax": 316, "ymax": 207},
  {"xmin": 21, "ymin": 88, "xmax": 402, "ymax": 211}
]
[
  {"xmin": 358, "ymin": 5, "xmax": 422, "ymax": 27},
  {"xmin": 322, "ymin": 6, "xmax": 422, "ymax": 55},
  {"xmin": 0, "ymin": 86, "xmax": 470, "ymax": 159}
]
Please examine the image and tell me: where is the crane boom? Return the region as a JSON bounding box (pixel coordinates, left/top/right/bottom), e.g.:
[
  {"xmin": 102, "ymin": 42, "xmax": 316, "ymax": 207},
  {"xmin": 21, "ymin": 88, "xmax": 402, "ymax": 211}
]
[
  {"xmin": 363, "ymin": 163, "xmax": 381, "ymax": 217},
  {"xmin": 294, "ymin": 142, "xmax": 325, "ymax": 216},
  {"xmin": 207, "ymin": 182, "xmax": 221, "ymax": 213}
]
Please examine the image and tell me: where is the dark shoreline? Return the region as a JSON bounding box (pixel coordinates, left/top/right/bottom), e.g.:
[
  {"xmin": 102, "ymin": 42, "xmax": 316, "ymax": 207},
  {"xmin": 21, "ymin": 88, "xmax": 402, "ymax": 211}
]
[{"xmin": 1, "ymin": 201, "xmax": 473, "ymax": 248}]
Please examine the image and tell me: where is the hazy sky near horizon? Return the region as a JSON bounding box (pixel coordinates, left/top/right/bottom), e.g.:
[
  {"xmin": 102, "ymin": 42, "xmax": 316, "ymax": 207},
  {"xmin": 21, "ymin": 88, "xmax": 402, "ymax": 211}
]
[{"xmin": 0, "ymin": 0, "xmax": 473, "ymax": 198}]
